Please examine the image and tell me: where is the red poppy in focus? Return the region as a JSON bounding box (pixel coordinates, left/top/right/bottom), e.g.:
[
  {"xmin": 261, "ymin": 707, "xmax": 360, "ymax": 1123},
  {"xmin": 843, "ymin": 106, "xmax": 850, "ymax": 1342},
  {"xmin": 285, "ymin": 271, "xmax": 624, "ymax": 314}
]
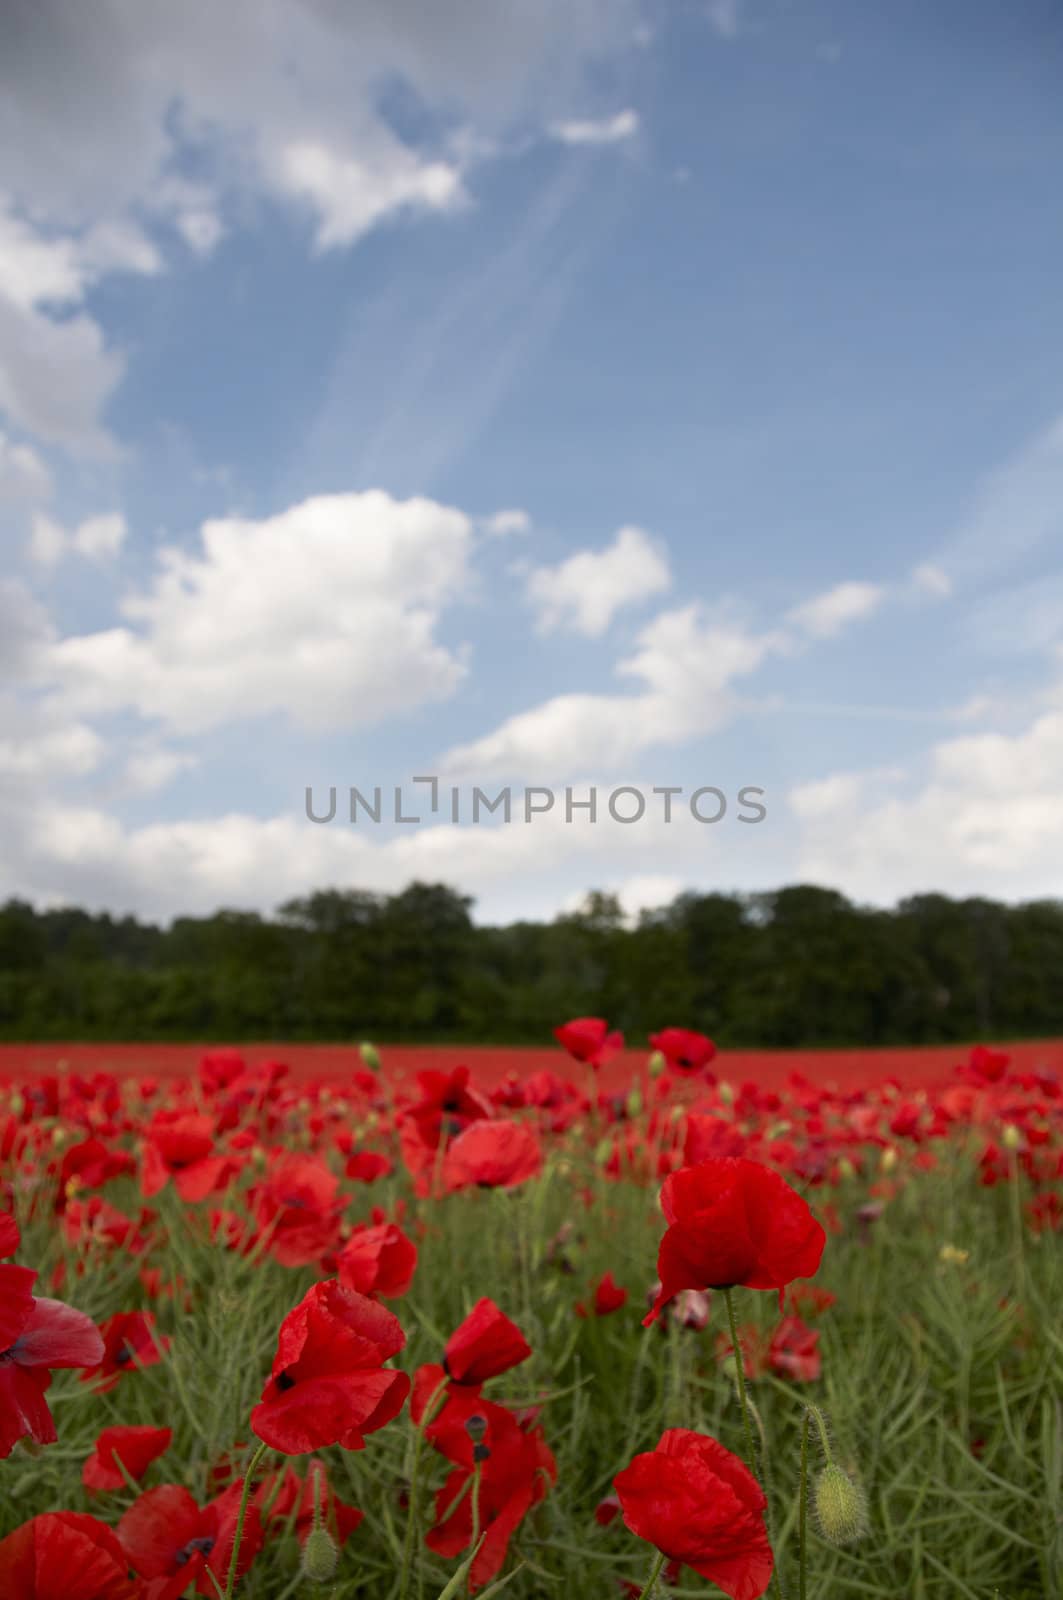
[
  {"xmin": 0, "ymin": 1511, "xmax": 139, "ymax": 1600},
  {"xmin": 576, "ymin": 1271, "xmax": 628, "ymax": 1319},
  {"xmin": 426, "ymin": 1400, "xmax": 557, "ymax": 1592},
  {"xmin": 81, "ymin": 1312, "xmax": 167, "ymax": 1392},
  {"xmin": 118, "ymin": 1481, "xmax": 262, "ymax": 1598},
  {"xmin": 0, "ymin": 1275, "xmax": 105, "ymax": 1458},
  {"xmin": 411, "ymin": 1298, "xmax": 531, "ymax": 1436},
  {"xmin": 554, "ymin": 1018, "xmax": 622, "ymax": 1068},
  {"xmin": 645, "ymin": 1158, "xmax": 825, "ymax": 1324},
  {"xmin": 83, "ymin": 1425, "xmax": 173, "ymax": 1493},
  {"xmin": 614, "ymin": 1428, "xmax": 773, "ymax": 1600},
  {"xmin": 442, "ymin": 1120, "xmax": 542, "ymax": 1192},
  {"xmin": 335, "ymin": 1220, "xmax": 417, "ymax": 1299},
  {"xmin": 650, "ymin": 1029, "xmax": 717, "ymax": 1078},
  {"xmin": 251, "ymin": 1279, "xmax": 410, "ymax": 1454}
]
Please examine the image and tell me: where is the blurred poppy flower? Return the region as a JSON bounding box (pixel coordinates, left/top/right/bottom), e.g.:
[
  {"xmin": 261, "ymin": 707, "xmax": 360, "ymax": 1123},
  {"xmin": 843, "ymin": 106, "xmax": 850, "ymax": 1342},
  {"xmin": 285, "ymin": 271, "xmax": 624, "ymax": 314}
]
[
  {"xmin": 650, "ymin": 1029, "xmax": 717, "ymax": 1078},
  {"xmin": 118, "ymin": 1481, "xmax": 262, "ymax": 1598},
  {"xmin": 140, "ymin": 1113, "xmax": 231, "ymax": 1202},
  {"xmin": 0, "ymin": 1273, "xmax": 104, "ymax": 1457},
  {"xmin": 81, "ymin": 1311, "xmax": 167, "ymax": 1392},
  {"xmin": 0, "ymin": 1511, "xmax": 139, "ymax": 1599},
  {"xmin": 576, "ymin": 1271, "xmax": 628, "ymax": 1318},
  {"xmin": 442, "ymin": 1120, "xmax": 542, "ymax": 1192},
  {"xmin": 614, "ymin": 1428, "xmax": 773, "ymax": 1600},
  {"xmin": 645, "ymin": 1157, "xmax": 825, "ymax": 1324},
  {"xmin": 251, "ymin": 1279, "xmax": 409, "ymax": 1454},
  {"xmin": 335, "ymin": 1220, "xmax": 417, "ymax": 1299},
  {"xmin": 554, "ymin": 1018, "xmax": 622, "ymax": 1068},
  {"xmin": 83, "ymin": 1425, "xmax": 172, "ymax": 1493}
]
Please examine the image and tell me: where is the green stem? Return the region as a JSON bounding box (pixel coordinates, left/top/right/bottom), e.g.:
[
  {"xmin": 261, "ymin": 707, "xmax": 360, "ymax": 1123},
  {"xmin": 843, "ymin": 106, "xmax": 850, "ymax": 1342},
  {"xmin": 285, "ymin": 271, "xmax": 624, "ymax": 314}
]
[
  {"xmin": 399, "ymin": 1376, "xmax": 449, "ymax": 1600},
  {"xmin": 634, "ymin": 1550, "xmax": 667, "ymax": 1600},
  {"xmin": 723, "ymin": 1289, "xmax": 758, "ymax": 1480},
  {"xmin": 799, "ymin": 1413, "xmax": 810, "ymax": 1600},
  {"xmin": 468, "ymin": 1464, "xmax": 483, "ymax": 1599},
  {"xmin": 224, "ymin": 1439, "xmax": 270, "ymax": 1599}
]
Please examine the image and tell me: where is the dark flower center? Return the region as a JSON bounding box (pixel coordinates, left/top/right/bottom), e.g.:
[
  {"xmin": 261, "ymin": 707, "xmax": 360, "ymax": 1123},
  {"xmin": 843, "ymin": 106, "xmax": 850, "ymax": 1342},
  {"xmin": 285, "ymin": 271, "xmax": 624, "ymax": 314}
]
[
  {"xmin": 276, "ymin": 1368, "xmax": 297, "ymax": 1391},
  {"xmin": 176, "ymin": 1535, "xmax": 215, "ymax": 1566},
  {"xmin": 114, "ymin": 1342, "xmax": 135, "ymax": 1366}
]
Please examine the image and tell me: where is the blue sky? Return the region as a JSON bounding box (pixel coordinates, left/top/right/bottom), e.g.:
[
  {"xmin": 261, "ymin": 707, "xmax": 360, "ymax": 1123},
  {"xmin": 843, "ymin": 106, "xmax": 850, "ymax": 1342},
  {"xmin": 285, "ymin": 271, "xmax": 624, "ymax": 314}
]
[{"xmin": 2, "ymin": 0, "xmax": 1063, "ymax": 924}]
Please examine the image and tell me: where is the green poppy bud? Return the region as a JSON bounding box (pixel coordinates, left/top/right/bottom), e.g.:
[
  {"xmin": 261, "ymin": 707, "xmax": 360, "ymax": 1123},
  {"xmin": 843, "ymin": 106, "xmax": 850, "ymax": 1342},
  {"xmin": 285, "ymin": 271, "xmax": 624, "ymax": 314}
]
[
  {"xmin": 360, "ymin": 1042, "xmax": 381, "ymax": 1074},
  {"xmin": 301, "ymin": 1526, "xmax": 339, "ymax": 1583},
  {"xmin": 814, "ymin": 1463, "xmax": 868, "ymax": 1546}
]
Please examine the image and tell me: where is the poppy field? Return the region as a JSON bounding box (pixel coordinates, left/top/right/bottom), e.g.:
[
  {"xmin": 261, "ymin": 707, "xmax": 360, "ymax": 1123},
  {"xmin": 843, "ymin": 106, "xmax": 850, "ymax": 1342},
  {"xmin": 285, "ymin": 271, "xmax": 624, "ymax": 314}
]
[{"xmin": 1, "ymin": 1025, "xmax": 1061, "ymax": 1600}]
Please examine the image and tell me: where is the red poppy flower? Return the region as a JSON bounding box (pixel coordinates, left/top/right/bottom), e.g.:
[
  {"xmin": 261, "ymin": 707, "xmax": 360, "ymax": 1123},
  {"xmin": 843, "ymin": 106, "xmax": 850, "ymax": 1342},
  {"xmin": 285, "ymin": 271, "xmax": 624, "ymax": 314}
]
[
  {"xmin": 0, "ymin": 1278, "xmax": 105, "ymax": 1458},
  {"xmin": 443, "ymin": 1298, "xmax": 531, "ymax": 1386},
  {"xmin": 81, "ymin": 1312, "xmax": 167, "ymax": 1392},
  {"xmin": 575, "ymin": 1272, "xmax": 628, "ymax": 1318},
  {"xmin": 644, "ymin": 1158, "xmax": 826, "ymax": 1324},
  {"xmin": 426, "ymin": 1401, "xmax": 556, "ymax": 1592},
  {"xmin": 249, "ymin": 1156, "xmax": 344, "ymax": 1267},
  {"xmin": 140, "ymin": 1114, "xmax": 230, "ymax": 1203},
  {"xmin": 118, "ymin": 1481, "xmax": 262, "ymax": 1598},
  {"xmin": 614, "ymin": 1428, "xmax": 773, "ymax": 1600},
  {"xmin": 0, "ymin": 1511, "xmax": 139, "ymax": 1599},
  {"xmin": 335, "ymin": 1220, "xmax": 417, "ymax": 1300},
  {"xmin": 554, "ymin": 1018, "xmax": 622, "ymax": 1068},
  {"xmin": 83, "ymin": 1425, "xmax": 173, "ymax": 1493},
  {"xmin": 650, "ymin": 1029, "xmax": 717, "ymax": 1077},
  {"xmin": 345, "ymin": 1151, "xmax": 392, "ymax": 1184},
  {"xmin": 442, "ymin": 1119, "xmax": 542, "ymax": 1192},
  {"xmin": 57, "ymin": 1139, "xmax": 136, "ymax": 1211},
  {"xmin": 767, "ymin": 1316, "xmax": 820, "ymax": 1383},
  {"xmin": 250, "ymin": 1279, "xmax": 410, "ymax": 1454}
]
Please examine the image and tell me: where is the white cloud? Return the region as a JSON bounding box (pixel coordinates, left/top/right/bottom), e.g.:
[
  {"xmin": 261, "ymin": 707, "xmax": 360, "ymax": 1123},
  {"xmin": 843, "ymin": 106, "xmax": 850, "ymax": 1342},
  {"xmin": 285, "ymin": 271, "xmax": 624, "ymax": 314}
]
[
  {"xmin": 443, "ymin": 602, "xmax": 781, "ymax": 778},
  {"xmin": 483, "ymin": 508, "xmax": 531, "ymax": 537},
  {"xmin": 123, "ymin": 746, "xmax": 198, "ymax": 793},
  {"xmin": 525, "ymin": 524, "xmax": 671, "ymax": 637},
  {"xmin": 48, "ymin": 490, "xmax": 475, "ymax": 734},
  {"xmin": 911, "ymin": 562, "xmax": 952, "ymax": 598},
  {"xmin": 0, "ymin": 432, "xmax": 52, "ymax": 501},
  {"xmin": 790, "ymin": 706, "xmax": 1063, "ymax": 901},
  {"xmin": 29, "ymin": 510, "xmax": 128, "ymax": 564},
  {"xmin": 274, "ymin": 140, "xmax": 465, "ymax": 252},
  {"xmin": 787, "ymin": 580, "xmax": 884, "ymax": 639},
  {"xmin": 550, "ymin": 109, "xmax": 639, "ymax": 146}
]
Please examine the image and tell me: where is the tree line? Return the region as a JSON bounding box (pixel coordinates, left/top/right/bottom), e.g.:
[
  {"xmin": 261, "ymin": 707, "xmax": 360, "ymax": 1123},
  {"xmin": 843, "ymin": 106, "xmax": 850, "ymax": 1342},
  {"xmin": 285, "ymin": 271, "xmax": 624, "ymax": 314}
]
[{"xmin": 0, "ymin": 882, "xmax": 1061, "ymax": 1046}]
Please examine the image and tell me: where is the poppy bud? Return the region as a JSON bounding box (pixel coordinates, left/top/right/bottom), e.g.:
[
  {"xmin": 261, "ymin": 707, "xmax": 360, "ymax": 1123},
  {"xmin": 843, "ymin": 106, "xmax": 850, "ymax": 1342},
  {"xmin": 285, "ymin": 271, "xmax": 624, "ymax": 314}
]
[
  {"xmin": 627, "ymin": 1087, "xmax": 644, "ymax": 1118},
  {"xmin": 51, "ymin": 1126, "xmax": 67, "ymax": 1147},
  {"xmin": 647, "ymin": 1050, "xmax": 665, "ymax": 1079},
  {"xmin": 837, "ymin": 1157, "xmax": 856, "ymax": 1180},
  {"xmin": 813, "ymin": 1463, "xmax": 868, "ymax": 1547},
  {"xmin": 717, "ymin": 1080, "xmax": 734, "ymax": 1105},
  {"xmin": 301, "ymin": 1526, "xmax": 339, "ymax": 1583},
  {"xmin": 880, "ymin": 1147, "xmax": 898, "ymax": 1173},
  {"xmin": 9, "ymin": 1092, "xmax": 24, "ymax": 1117},
  {"xmin": 1002, "ymin": 1124, "xmax": 1022, "ymax": 1150},
  {"xmin": 360, "ymin": 1042, "xmax": 381, "ymax": 1073}
]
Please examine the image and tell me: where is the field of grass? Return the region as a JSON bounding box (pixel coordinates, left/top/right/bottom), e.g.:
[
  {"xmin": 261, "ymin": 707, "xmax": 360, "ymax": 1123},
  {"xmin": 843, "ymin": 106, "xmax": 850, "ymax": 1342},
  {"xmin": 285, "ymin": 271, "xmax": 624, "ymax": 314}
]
[{"xmin": 1, "ymin": 1032, "xmax": 1061, "ymax": 1599}]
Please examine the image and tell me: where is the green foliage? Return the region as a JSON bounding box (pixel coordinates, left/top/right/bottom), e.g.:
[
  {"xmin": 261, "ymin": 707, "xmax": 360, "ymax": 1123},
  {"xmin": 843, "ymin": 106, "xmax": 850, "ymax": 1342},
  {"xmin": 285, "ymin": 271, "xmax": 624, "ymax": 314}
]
[{"xmin": 3, "ymin": 884, "xmax": 1063, "ymax": 1045}]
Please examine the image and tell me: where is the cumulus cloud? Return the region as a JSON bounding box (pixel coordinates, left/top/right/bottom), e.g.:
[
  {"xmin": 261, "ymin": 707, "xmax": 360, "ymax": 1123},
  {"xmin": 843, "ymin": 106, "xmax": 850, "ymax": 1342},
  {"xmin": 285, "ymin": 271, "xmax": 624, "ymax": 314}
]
[
  {"xmin": 274, "ymin": 139, "xmax": 465, "ymax": 252},
  {"xmin": 787, "ymin": 580, "xmax": 884, "ymax": 639},
  {"xmin": 48, "ymin": 490, "xmax": 475, "ymax": 734},
  {"xmin": 525, "ymin": 524, "xmax": 671, "ymax": 636},
  {"xmin": 790, "ymin": 706, "xmax": 1063, "ymax": 902},
  {"xmin": 443, "ymin": 602, "xmax": 781, "ymax": 778},
  {"xmin": 911, "ymin": 562, "xmax": 952, "ymax": 598},
  {"xmin": 550, "ymin": 109, "xmax": 639, "ymax": 146}
]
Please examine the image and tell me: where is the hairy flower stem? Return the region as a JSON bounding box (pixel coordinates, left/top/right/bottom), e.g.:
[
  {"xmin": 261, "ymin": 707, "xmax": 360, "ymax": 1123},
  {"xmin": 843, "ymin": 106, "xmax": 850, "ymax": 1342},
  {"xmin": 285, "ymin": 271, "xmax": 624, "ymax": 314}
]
[
  {"xmin": 634, "ymin": 1550, "xmax": 666, "ymax": 1599},
  {"xmin": 399, "ymin": 1377, "xmax": 449, "ymax": 1600},
  {"xmin": 722, "ymin": 1290, "xmax": 785, "ymax": 1600},
  {"xmin": 224, "ymin": 1438, "xmax": 269, "ymax": 1599},
  {"xmin": 468, "ymin": 1463, "xmax": 483, "ymax": 1599},
  {"xmin": 799, "ymin": 1412, "xmax": 810, "ymax": 1600}
]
